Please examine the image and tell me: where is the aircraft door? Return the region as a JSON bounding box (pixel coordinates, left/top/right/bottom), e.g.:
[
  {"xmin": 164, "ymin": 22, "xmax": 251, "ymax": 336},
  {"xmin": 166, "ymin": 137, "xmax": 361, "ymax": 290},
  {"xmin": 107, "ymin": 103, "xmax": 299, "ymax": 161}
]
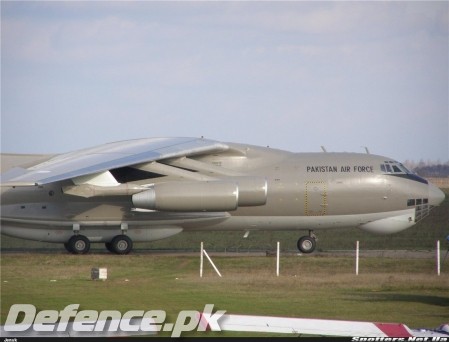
[{"xmin": 305, "ymin": 181, "xmax": 327, "ymax": 216}]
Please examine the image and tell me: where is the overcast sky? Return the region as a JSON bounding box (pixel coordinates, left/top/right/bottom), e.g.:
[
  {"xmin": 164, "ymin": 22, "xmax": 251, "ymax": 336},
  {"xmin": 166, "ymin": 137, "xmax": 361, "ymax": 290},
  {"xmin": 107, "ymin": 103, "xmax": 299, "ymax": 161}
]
[{"xmin": 1, "ymin": 1, "xmax": 448, "ymax": 163}]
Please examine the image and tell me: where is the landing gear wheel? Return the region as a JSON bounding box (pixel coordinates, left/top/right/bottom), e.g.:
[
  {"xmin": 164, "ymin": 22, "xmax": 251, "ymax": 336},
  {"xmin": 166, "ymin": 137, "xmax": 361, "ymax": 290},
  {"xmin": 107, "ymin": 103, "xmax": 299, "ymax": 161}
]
[
  {"xmin": 297, "ymin": 236, "xmax": 316, "ymax": 254},
  {"xmin": 68, "ymin": 235, "xmax": 90, "ymax": 254},
  {"xmin": 111, "ymin": 235, "xmax": 133, "ymax": 255}
]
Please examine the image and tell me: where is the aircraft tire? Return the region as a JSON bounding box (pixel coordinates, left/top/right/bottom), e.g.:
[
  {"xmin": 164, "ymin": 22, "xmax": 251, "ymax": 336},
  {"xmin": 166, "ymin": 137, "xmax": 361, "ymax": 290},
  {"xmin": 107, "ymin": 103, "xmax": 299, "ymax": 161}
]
[
  {"xmin": 111, "ymin": 235, "xmax": 133, "ymax": 255},
  {"xmin": 297, "ymin": 236, "xmax": 316, "ymax": 254},
  {"xmin": 68, "ymin": 235, "xmax": 91, "ymax": 254}
]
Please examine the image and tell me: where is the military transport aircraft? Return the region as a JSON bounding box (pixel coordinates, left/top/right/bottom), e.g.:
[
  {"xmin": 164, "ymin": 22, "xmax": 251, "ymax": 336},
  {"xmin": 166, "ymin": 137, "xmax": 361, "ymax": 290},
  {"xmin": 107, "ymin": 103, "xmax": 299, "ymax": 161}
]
[{"xmin": 0, "ymin": 137, "xmax": 445, "ymax": 255}]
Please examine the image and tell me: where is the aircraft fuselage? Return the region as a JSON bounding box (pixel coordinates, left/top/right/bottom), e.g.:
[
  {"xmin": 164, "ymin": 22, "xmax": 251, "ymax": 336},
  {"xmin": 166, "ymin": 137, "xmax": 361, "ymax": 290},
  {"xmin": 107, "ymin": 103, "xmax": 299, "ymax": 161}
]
[{"xmin": 0, "ymin": 140, "xmax": 445, "ymax": 254}]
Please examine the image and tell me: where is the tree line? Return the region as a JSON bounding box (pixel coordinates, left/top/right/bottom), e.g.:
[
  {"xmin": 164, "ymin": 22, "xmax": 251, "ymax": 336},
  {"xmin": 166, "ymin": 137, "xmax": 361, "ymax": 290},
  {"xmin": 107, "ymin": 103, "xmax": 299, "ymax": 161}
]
[{"xmin": 403, "ymin": 160, "xmax": 449, "ymax": 177}]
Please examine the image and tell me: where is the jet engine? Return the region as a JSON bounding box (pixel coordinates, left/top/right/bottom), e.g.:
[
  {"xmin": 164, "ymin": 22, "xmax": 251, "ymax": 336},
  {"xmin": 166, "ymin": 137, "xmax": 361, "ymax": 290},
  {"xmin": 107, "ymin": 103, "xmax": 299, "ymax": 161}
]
[{"xmin": 132, "ymin": 178, "xmax": 267, "ymax": 212}]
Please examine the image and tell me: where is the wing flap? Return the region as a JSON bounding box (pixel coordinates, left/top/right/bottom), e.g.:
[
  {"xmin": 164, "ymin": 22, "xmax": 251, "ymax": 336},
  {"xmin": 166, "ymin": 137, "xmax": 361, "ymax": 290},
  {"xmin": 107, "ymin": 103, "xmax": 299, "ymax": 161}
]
[{"xmin": 1, "ymin": 137, "xmax": 229, "ymax": 186}]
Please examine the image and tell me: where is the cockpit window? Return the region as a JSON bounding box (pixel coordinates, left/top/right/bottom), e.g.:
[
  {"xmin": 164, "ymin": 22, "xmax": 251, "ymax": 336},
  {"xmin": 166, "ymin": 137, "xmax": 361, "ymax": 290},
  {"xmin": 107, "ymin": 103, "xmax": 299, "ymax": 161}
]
[
  {"xmin": 381, "ymin": 161, "xmax": 414, "ymax": 175},
  {"xmin": 392, "ymin": 165, "xmax": 401, "ymax": 173},
  {"xmin": 398, "ymin": 163, "xmax": 413, "ymax": 174},
  {"xmin": 380, "ymin": 161, "xmax": 428, "ymax": 184}
]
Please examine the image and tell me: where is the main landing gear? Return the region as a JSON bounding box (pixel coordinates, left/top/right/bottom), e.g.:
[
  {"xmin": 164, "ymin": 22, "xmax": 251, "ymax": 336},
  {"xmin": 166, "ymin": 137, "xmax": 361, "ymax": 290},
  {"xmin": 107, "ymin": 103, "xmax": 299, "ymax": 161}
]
[
  {"xmin": 64, "ymin": 234, "xmax": 133, "ymax": 255},
  {"xmin": 64, "ymin": 235, "xmax": 91, "ymax": 254},
  {"xmin": 105, "ymin": 235, "xmax": 133, "ymax": 255},
  {"xmin": 297, "ymin": 231, "xmax": 317, "ymax": 254}
]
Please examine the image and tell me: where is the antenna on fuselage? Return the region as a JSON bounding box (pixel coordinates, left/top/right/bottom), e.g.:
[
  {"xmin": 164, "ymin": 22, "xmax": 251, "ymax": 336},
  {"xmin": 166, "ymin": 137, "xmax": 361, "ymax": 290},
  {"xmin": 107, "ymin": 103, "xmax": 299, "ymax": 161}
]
[
  {"xmin": 363, "ymin": 146, "xmax": 370, "ymax": 154},
  {"xmin": 321, "ymin": 146, "xmax": 327, "ymax": 153}
]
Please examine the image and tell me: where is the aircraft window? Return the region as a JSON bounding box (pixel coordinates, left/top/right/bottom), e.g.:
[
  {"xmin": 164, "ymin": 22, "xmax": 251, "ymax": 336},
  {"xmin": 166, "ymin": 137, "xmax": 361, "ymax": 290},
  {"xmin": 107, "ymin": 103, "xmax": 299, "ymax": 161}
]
[
  {"xmin": 407, "ymin": 199, "xmax": 415, "ymax": 206},
  {"xmin": 383, "ymin": 162, "xmax": 428, "ymax": 184},
  {"xmin": 397, "ymin": 163, "xmax": 410, "ymax": 173},
  {"xmin": 382, "ymin": 162, "xmax": 418, "ymax": 176},
  {"xmin": 416, "ymin": 199, "xmax": 422, "ymax": 205},
  {"xmin": 398, "ymin": 163, "xmax": 411, "ymax": 174},
  {"xmin": 423, "ymin": 198, "xmax": 428, "ymax": 204},
  {"xmin": 392, "ymin": 165, "xmax": 401, "ymax": 173}
]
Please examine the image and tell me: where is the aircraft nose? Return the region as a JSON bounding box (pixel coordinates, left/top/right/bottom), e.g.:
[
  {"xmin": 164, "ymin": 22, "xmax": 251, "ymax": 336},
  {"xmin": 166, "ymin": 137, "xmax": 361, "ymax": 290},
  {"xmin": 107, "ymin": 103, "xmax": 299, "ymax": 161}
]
[{"xmin": 429, "ymin": 183, "xmax": 445, "ymax": 206}]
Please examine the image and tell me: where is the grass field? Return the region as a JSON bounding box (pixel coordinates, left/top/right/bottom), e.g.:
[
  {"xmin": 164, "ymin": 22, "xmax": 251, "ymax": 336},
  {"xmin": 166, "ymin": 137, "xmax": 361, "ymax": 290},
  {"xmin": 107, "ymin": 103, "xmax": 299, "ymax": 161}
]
[
  {"xmin": 1, "ymin": 189, "xmax": 448, "ymax": 337},
  {"xmin": 1, "ymin": 253, "xmax": 448, "ymax": 337}
]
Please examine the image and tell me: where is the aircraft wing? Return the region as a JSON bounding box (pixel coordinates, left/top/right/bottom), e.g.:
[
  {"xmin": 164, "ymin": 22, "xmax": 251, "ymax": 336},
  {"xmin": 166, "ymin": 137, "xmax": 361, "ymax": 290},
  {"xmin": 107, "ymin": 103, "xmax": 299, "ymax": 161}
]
[{"xmin": 0, "ymin": 137, "xmax": 229, "ymax": 186}]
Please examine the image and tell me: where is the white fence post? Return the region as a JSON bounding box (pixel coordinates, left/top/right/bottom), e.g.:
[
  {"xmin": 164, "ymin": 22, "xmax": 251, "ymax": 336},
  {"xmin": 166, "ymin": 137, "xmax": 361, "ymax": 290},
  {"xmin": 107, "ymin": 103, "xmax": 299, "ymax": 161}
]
[
  {"xmin": 437, "ymin": 240, "xmax": 440, "ymax": 276},
  {"xmin": 355, "ymin": 240, "xmax": 359, "ymax": 276},
  {"xmin": 276, "ymin": 241, "xmax": 280, "ymax": 277},
  {"xmin": 200, "ymin": 241, "xmax": 204, "ymax": 278}
]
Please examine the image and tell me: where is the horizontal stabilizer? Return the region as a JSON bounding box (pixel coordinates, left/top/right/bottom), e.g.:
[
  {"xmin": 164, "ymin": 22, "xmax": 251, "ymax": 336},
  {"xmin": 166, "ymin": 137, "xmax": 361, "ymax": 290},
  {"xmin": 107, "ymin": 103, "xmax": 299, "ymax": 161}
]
[{"xmin": 0, "ymin": 167, "xmax": 35, "ymax": 186}]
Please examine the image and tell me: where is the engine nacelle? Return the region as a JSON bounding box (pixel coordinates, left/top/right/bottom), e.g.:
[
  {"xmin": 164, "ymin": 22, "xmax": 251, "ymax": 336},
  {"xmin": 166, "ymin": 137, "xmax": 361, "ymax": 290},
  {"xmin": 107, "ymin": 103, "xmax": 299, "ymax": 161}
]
[
  {"xmin": 231, "ymin": 176, "xmax": 267, "ymax": 206},
  {"xmin": 133, "ymin": 181, "xmax": 239, "ymax": 211},
  {"xmin": 132, "ymin": 178, "xmax": 267, "ymax": 212}
]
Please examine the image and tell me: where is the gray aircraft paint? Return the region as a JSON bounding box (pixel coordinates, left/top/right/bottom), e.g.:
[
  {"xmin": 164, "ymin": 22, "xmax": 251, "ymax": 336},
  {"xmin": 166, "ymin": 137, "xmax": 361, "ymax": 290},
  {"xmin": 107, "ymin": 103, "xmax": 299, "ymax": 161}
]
[{"xmin": 0, "ymin": 138, "xmax": 445, "ymax": 254}]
